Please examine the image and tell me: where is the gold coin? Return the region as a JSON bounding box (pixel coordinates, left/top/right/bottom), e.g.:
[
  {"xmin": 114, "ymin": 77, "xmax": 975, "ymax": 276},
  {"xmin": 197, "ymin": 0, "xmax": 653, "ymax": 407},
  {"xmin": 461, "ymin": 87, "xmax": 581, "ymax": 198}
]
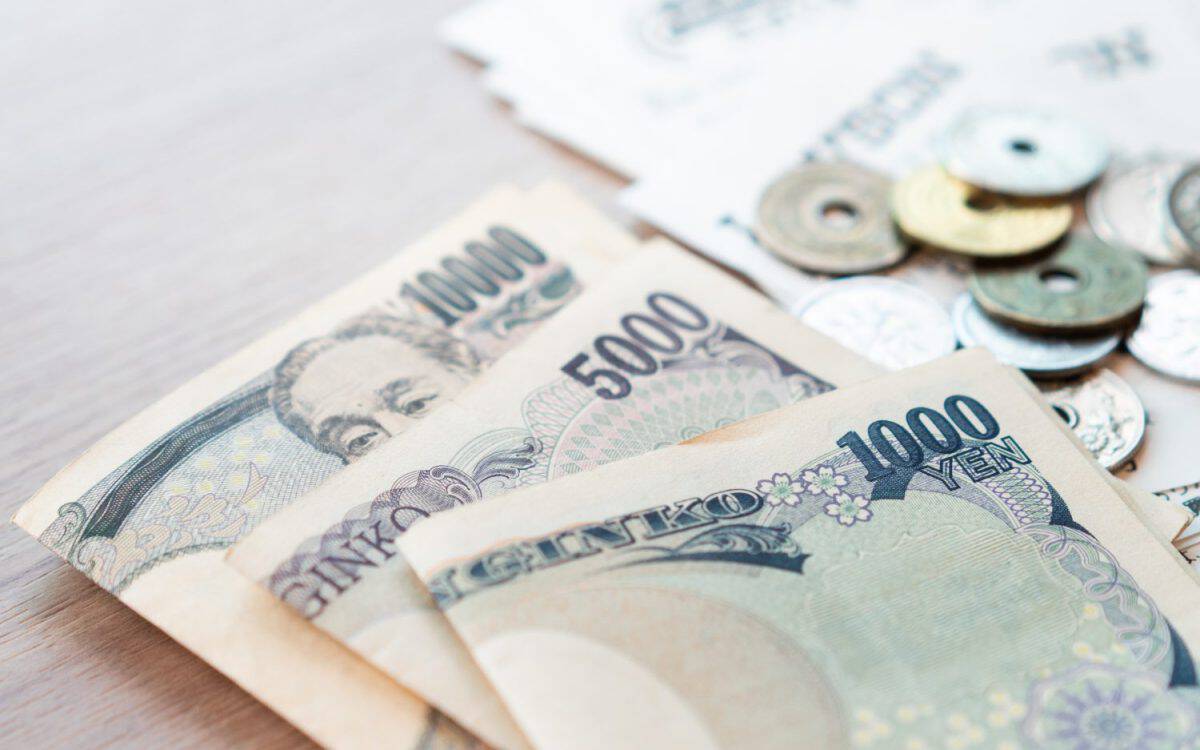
[{"xmin": 891, "ymin": 165, "xmax": 1072, "ymax": 256}]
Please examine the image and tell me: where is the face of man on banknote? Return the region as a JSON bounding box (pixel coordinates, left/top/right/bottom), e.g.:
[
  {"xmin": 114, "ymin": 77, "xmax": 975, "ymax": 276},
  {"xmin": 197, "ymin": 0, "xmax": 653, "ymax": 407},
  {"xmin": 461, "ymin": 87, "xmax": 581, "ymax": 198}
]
[{"xmin": 270, "ymin": 314, "xmax": 482, "ymax": 462}]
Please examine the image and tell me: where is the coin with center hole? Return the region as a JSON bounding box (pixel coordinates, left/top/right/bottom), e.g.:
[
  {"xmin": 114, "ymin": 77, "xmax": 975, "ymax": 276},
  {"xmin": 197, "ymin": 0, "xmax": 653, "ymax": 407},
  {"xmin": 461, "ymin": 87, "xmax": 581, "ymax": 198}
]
[
  {"xmin": 969, "ymin": 235, "xmax": 1148, "ymax": 332},
  {"xmin": 938, "ymin": 108, "xmax": 1109, "ymax": 196},
  {"xmin": 791, "ymin": 277, "xmax": 956, "ymax": 370},
  {"xmin": 1168, "ymin": 164, "xmax": 1200, "ymax": 264},
  {"xmin": 1036, "ymin": 369, "xmax": 1146, "ymax": 470},
  {"xmin": 891, "ymin": 165, "xmax": 1072, "ymax": 257},
  {"xmin": 1126, "ymin": 270, "xmax": 1200, "ymax": 382},
  {"xmin": 951, "ymin": 294, "xmax": 1118, "ymax": 377},
  {"xmin": 1087, "ymin": 156, "xmax": 1192, "ymax": 266},
  {"xmin": 755, "ymin": 162, "xmax": 907, "ymax": 274}
]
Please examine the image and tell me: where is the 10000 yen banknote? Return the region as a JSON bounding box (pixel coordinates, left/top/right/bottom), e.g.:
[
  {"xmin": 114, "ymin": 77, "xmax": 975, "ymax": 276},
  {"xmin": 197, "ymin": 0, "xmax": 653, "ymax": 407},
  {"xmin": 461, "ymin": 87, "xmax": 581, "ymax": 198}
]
[
  {"xmin": 400, "ymin": 349, "xmax": 1200, "ymax": 750},
  {"xmin": 13, "ymin": 182, "xmax": 637, "ymax": 749},
  {"xmin": 228, "ymin": 238, "xmax": 883, "ymax": 743}
]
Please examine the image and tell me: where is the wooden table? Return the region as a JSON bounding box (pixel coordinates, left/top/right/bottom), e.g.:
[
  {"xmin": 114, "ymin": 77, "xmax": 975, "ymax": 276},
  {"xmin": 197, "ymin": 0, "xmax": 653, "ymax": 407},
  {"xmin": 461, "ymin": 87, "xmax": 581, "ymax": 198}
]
[{"xmin": 0, "ymin": 2, "xmax": 626, "ymax": 745}]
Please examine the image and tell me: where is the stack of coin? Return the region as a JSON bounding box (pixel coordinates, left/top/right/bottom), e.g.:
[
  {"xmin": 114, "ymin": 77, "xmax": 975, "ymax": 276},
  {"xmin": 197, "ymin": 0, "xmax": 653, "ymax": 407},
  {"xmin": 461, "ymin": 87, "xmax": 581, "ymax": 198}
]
[
  {"xmin": 902, "ymin": 108, "xmax": 1162, "ymax": 470},
  {"xmin": 756, "ymin": 107, "xmax": 1200, "ymax": 472},
  {"xmin": 756, "ymin": 161, "xmax": 963, "ymax": 373},
  {"xmin": 954, "ymin": 228, "xmax": 1153, "ymax": 469},
  {"xmin": 891, "ymin": 108, "xmax": 1147, "ymax": 364}
]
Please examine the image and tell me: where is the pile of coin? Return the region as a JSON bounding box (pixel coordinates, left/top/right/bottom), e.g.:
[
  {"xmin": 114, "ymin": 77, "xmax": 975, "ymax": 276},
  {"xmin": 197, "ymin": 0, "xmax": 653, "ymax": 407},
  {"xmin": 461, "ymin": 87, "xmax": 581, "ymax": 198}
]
[{"xmin": 758, "ymin": 106, "xmax": 1200, "ymax": 471}]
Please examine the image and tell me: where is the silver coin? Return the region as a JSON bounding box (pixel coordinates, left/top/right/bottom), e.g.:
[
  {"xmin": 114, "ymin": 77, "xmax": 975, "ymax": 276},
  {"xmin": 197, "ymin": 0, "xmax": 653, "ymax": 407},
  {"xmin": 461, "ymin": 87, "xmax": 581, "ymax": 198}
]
[
  {"xmin": 1037, "ymin": 369, "xmax": 1146, "ymax": 470},
  {"xmin": 939, "ymin": 108, "xmax": 1109, "ymax": 196},
  {"xmin": 1087, "ymin": 156, "xmax": 1192, "ymax": 266},
  {"xmin": 792, "ymin": 278, "xmax": 956, "ymax": 370},
  {"xmin": 755, "ymin": 162, "xmax": 907, "ymax": 274},
  {"xmin": 1126, "ymin": 270, "xmax": 1200, "ymax": 382},
  {"xmin": 951, "ymin": 293, "xmax": 1118, "ymax": 378},
  {"xmin": 1168, "ymin": 164, "xmax": 1200, "ymax": 263}
]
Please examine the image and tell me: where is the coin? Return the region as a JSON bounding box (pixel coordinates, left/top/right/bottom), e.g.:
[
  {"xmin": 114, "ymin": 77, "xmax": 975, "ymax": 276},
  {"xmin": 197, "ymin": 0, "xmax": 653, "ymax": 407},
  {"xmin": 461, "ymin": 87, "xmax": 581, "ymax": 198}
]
[
  {"xmin": 891, "ymin": 165, "xmax": 1072, "ymax": 257},
  {"xmin": 969, "ymin": 235, "xmax": 1148, "ymax": 332},
  {"xmin": 1086, "ymin": 156, "xmax": 1192, "ymax": 266},
  {"xmin": 755, "ymin": 162, "xmax": 907, "ymax": 274},
  {"xmin": 1126, "ymin": 270, "xmax": 1200, "ymax": 382},
  {"xmin": 939, "ymin": 108, "xmax": 1109, "ymax": 196},
  {"xmin": 792, "ymin": 277, "xmax": 956, "ymax": 370},
  {"xmin": 1168, "ymin": 164, "xmax": 1200, "ymax": 263},
  {"xmin": 1037, "ymin": 369, "xmax": 1146, "ymax": 470},
  {"xmin": 951, "ymin": 294, "xmax": 1118, "ymax": 378}
]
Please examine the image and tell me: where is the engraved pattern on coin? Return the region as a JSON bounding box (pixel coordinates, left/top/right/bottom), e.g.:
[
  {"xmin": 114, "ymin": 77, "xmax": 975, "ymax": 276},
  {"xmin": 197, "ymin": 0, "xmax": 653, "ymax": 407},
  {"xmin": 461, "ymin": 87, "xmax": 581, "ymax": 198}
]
[
  {"xmin": 1168, "ymin": 164, "xmax": 1200, "ymax": 262},
  {"xmin": 755, "ymin": 162, "xmax": 907, "ymax": 274},
  {"xmin": 1037, "ymin": 369, "xmax": 1146, "ymax": 470},
  {"xmin": 969, "ymin": 235, "xmax": 1148, "ymax": 332},
  {"xmin": 793, "ymin": 277, "xmax": 956, "ymax": 370},
  {"xmin": 891, "ymin": 165, "xmax": 1072, "ymax": 257},
  {"xmin": 1087, "ymin": 156, "xmax": 1191, "ymax": 266},
  {"xmin": 1126, "ymin": 270, "xmax": 1200, "ymax": 382},
  {"xmin": 939, "ymin": 108, "xmax": 1109, "ymax": 196},
  {"xmin": 952, "ymin": 294, "xmax": 1118, "ymax": 377}
]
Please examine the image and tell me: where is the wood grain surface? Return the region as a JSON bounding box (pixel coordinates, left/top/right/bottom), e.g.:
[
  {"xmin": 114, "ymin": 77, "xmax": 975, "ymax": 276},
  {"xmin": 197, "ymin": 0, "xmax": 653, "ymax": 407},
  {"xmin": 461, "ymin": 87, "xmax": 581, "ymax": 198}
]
[{"xmin": 0, "ymin": 2, "xmax": 627, "ymax": 745}]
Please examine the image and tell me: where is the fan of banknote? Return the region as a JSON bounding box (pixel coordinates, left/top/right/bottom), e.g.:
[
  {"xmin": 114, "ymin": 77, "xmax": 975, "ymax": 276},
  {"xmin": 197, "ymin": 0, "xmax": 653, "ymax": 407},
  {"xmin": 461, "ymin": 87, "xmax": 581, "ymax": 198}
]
[{"xmin": 13, "ymin": 1, "xmax": 1200, "ymax": 748}]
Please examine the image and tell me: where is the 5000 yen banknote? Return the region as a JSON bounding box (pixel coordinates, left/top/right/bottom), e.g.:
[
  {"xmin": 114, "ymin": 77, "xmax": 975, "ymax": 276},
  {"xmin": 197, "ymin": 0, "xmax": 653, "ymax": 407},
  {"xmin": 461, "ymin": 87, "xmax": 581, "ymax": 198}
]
[
  {"xmin": 400, "ymin": 349, "xmax": 1200, "ymax": 750},
  {"xmin": 228, "ymin": 238, "xmax": 883, "ymax": 744},
  {"xmin": 13, "ymin": 182, "xmax": 637, "ymax": 750}
]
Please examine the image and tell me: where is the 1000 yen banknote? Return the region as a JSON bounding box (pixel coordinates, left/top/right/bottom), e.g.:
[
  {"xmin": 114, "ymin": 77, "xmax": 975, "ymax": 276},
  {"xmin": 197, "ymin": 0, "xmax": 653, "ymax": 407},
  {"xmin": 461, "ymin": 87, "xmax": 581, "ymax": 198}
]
[
  {"xmin": 13, "ymin": 182, "xmax": 637, "ymax": 749},
  {"xmin": 400, "ymin": 349, "xmax": 1200, "ymax": 750},
  {"xmin": 228, "ymin": 238, "xmax": 883, "ymax": 743}
]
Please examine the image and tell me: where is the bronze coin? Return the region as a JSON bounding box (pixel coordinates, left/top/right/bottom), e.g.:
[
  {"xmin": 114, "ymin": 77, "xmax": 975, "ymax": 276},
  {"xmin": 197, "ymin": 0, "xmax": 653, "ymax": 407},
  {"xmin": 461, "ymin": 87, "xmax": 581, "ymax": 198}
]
[{"xmin": 969, "ymin": 235, "xmax": 1148, "ymax": 332}]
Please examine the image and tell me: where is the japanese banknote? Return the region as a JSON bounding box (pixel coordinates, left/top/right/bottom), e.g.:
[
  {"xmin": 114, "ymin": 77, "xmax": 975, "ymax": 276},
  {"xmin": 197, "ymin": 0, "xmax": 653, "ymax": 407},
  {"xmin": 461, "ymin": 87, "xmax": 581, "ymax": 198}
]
[
  {"xmin": 400, "ymin": 349, "xmax": 1200, "ymax": 749},
  {"xmin": 229, "ymin": 242, "xmax": 1187, "ymax": 746},
  {"xmin": 13, "ymin": 182, "xmax": 638, "ymax": 749},
  {"xmin": 228, "ymin": 238, "xmax": 881, "ymax": 743}
]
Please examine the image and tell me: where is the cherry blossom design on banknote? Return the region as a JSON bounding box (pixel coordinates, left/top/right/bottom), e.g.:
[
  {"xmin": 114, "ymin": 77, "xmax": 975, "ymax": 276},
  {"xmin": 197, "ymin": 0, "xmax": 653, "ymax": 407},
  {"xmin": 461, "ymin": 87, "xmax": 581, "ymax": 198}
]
[
  {"xmin": 38, "ymin": 229, "xmax": 586, "ymax": 593},
  {"xmin": 423, "ymin": 394, "xmax": 1200, "ymax": 749},
  {"xmin": 262, "ymin": 322, "xmax": 833, "ymax": 618}
]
